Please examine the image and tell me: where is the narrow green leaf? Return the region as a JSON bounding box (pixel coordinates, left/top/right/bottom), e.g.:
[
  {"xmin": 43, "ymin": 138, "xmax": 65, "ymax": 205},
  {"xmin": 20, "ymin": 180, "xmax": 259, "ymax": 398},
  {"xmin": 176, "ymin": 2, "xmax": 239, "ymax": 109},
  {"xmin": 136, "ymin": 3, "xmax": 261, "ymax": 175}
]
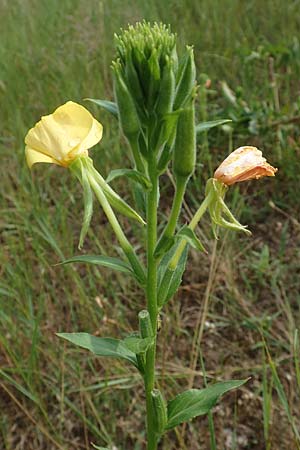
[
  {"xmin": 196, "ymin": 119, "xmax": 231, "ymax": 134},
  {"xmin": 0, "ymin": 369, "xmax": 39, "ymax": 404},
  {"xmin": 158, "ymin": 245, "xmax": 189, "ymax": 306},
  {"xmin": 123, "ymin": 336, "xmax": 153, "ymax": 354},
  {"xmin": 166, "ymin": 380, "xmax": 247, "ymax": 430},
  {"xmin": 58, "ymin": 255, "xmax": 134, "ymax": 275},
  {"xmin": 154, "ymin": 235, "xmax": 175, "ymax": 259},
  {"xmin": 84, "ymin": 98, "xmax": 118, "ymax": 117},
  {"xmin": 106, "ymin": 169, "xmax": 152, "ymax": 190},
  {"xmin": 176, "ymin": 226, "xmax": 206, "ymax": 253},
  {"xmin": 57, "ymin": 333, "xmax": 138, "ymax": 367}
]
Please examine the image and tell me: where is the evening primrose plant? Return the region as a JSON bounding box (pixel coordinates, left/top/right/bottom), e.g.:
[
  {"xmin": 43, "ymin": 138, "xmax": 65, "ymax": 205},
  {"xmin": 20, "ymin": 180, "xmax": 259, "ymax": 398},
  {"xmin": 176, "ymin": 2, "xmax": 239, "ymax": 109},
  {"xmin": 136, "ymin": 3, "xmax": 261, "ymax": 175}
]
[{"xmin": 25, "ymin": 22, "xmax": 277, "ymax": 450}]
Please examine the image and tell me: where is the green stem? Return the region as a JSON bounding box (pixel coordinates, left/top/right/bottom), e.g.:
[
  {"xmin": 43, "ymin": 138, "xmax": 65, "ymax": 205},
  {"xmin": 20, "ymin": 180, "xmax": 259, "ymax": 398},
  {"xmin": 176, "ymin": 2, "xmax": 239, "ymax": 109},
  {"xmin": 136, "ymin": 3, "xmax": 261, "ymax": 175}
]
[
  {"xmin": 169, "ymin": 189, "xmax": 213, "ymax": 270},
  {"xmin": 144, "ymin": 155, "xmax": 159, "ymax": 450},
  {"xmin": 157, "ymin": 175, "xmax": 188, "ymax": 246},
  {"xmin": 87, "ymin": 171, "xmax": 145, "ymax": 282}
]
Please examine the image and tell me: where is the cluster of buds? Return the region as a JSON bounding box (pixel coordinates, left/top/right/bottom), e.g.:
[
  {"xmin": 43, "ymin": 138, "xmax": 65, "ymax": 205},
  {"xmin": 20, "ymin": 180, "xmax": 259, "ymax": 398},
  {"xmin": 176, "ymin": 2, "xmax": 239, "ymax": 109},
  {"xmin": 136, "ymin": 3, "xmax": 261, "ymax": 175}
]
[{"xmin": 112, "ymin": 21, "xmax": 196, "ymax": 176}]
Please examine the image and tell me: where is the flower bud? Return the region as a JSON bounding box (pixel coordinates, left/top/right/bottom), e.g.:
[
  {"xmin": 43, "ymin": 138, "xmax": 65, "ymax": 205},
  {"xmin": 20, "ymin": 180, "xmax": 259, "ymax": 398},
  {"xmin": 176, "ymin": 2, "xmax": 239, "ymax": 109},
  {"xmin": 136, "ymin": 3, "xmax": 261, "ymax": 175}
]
[
  {"xmin": 172, "ymin": 101, "xmax": 196, "ymax": 179},
  {"xmin": 155, "ymin": 57, "xmax": 176, "ymax": 116},
  {"xmin": 112, "ymin": 61, "xmax": 141, "ymax": 139},
  {"xmin": 214, "ymin": 146, "xmax": 278, "ymax": 185},
  {"xmin": 114, "ymin": 22, "xmax": 177, "ymax": 120},
  {"xmin": 174, "ymin": 46, "xmax": 196, "ymax": 110}
]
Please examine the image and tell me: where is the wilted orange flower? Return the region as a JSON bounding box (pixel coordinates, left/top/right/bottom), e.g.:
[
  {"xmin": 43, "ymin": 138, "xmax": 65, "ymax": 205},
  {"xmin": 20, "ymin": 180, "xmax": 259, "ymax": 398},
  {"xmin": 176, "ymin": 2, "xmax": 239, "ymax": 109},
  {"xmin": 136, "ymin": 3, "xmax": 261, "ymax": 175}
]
[{"xmin": 214, "ymin": 146, "xmax": 277, "ymax": 186}]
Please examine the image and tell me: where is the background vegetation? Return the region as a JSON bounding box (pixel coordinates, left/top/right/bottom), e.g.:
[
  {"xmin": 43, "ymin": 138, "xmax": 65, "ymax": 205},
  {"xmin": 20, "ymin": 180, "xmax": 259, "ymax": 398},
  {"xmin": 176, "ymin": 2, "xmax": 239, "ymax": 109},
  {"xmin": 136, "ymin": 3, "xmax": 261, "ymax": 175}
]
[{"xmin": 1, "ymin": 0, "xmax": 300, "ymax": 449}]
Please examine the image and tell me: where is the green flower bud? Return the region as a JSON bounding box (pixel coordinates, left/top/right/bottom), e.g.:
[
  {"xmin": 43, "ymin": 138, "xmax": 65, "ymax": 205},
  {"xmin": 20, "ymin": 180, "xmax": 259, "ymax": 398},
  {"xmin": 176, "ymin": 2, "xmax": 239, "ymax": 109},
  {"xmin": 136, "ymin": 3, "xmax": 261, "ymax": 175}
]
[
  {"xmin": 155, "ymin": 57, "xmax": 176, "ymax": 116},
  {"xmin": 174, "ymin": 46, "xmax": 196, "ymax": 109},
  {"xmin": 147, "ymin": 48, "xmax": 161, "ymax": 109},
  {"xmin": 172, "ymin": 101, "xmax": 196, "ymax": 179},
  {"xmin": 112, "ymin": 61, "xmax": 140, "ymax": 139},
  {"xmin": 124, "ymin": 50, "xmax": 145, "ymax": 108},
  {"xmin": 114, "ymin": 22, "xmax": 177, "ymax": 118},
  {"xmin": 151, "ymin": 389, "xmax": 168, "ymax": 435}
]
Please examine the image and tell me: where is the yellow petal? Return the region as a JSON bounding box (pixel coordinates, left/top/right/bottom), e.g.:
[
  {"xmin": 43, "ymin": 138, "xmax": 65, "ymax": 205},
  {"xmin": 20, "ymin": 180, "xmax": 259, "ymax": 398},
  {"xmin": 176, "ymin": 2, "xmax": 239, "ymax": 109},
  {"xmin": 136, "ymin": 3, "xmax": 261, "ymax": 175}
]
[
  {"xmin": 67, "ymin": 118, "xmax": 103, "ymax": 162},
  {"xmin": 25, "ymin": 146, "xmax": 58, "ymax": 168},
  {"xmin": 25, "ymin": 102, "xmax": 102, "ymax": 163}
]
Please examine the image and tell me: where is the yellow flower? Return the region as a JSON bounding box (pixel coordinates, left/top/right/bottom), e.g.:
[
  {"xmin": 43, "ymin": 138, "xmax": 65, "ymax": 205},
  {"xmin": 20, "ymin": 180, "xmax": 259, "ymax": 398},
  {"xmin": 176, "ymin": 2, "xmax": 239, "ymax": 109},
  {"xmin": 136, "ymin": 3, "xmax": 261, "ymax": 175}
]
[
  {"xmin": 214, "ymin": 146, "xmax": 277, "ymax": 186},
  {"xmin": 25, "ymin": 101, "xmax": 103, "ymax": 168}
]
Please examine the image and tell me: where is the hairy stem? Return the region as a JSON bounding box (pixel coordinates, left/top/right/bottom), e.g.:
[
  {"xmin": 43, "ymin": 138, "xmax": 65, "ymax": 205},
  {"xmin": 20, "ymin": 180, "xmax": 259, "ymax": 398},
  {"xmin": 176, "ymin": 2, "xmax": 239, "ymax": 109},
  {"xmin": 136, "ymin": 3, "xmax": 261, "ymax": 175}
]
[{"xmin": 144, "ymin": 154, "xmax": 159, "ymax": 450}]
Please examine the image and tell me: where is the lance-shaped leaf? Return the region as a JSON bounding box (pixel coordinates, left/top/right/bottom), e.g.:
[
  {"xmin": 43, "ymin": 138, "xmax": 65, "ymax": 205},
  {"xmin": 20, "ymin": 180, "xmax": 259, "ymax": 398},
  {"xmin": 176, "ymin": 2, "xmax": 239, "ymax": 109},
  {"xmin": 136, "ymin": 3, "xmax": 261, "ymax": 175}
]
[
  {"xmin": 57, "ymin": 333, "xmax": 138, "ymax": 368},
  {"xmin": 176, "ymin": 226, "xmax": 207, "ymax": 253},
  {"xmin": 166, "ymin": 379, "xmax": 248, "ymax": 430},
  {"xmin": 123, "ymin": 336, "xmax": 153, "ymax": 354},
  {"xmin": 196, "ymin": 119, "xmax": 231, "ymax": 134},
  {"xmin": 157, "ymin": 245, "xmax": 189, "ymax": 306},
  {"xmin": 84, "ymin": 98, "xmax": 118, "ymax": 118},
  {"xmin": 58, "ymin": 255, "xmax": 134, "ymax": 276},
  {"xmin": 106, "ymin": 168, "xmax": 152, "ymax": 191}
]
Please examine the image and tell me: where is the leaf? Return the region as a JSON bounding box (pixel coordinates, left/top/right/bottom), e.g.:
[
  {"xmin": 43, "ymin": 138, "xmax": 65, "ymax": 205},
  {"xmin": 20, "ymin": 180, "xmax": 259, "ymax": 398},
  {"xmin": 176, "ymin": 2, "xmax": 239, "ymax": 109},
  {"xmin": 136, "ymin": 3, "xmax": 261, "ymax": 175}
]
[
  {"xmin": 154, "ymin": 235, "xmax": 175, "ymax": 259},
  {"xmin": 196, "ymin": 119, "xmax": 232, "ymax": 134},
  {"xmin": 84, "ymin": 98, "xmax": 118, "ymax": 117},
  {"xmin": 158, "ymin": 244, "xmax": 189, "ymax": 306},
  {"xmin": 58, "ymin": 255, "xmax": 134, "ymax": 275},
  {"xmin": 57, "ymin": 333, "xmax": 138, "ymax": 367},
  {"xmin": 166, "ymin": 380, "xmax": 247, "ymax": 430},
  {"xmin": 123, "ymin": 336, "xmax": 153, "ymax": 354},
  {"xmin": 106, "ymin": 168, "xmax": 152, "ymax": 190},
  {"xmin": 176, "ymin": 226, "xmax": 207, "ymax": 253}
]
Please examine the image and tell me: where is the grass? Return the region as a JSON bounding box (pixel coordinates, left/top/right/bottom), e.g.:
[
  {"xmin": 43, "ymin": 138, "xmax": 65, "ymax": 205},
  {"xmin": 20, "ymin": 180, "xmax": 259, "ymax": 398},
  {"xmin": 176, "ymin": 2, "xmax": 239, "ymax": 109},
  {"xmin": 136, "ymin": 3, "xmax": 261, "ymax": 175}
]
[{"xmin": 1, "ymin": 0, "xmax": 300, "ymax": 448}]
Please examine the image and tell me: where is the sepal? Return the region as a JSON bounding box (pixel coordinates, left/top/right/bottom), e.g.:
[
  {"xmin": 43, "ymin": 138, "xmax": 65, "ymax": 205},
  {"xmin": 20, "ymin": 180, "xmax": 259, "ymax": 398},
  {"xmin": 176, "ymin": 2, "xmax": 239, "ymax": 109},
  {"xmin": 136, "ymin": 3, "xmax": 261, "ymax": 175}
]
[{"xmin": 205, "ymin": 178, "xmax": 251, "ymax": 237}]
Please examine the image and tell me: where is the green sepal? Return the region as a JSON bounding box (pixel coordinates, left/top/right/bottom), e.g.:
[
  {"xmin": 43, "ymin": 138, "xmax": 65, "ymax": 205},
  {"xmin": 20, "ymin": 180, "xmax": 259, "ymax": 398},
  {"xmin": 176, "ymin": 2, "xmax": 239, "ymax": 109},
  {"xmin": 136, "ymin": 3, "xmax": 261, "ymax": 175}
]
[
  {"xmin": 57, "ymin": 333, "xmax": 139, "ymax": 368},
  {"xmin": 176, "ymin": 226, "xmax": 207, "ymax": 253},
  {"xmin": 206, "ymin": 178, "xmax": 251, "ymax": 237},
  {"xmin": 196, "ymin": 119, "xmax": 232, "ymax": 134},
  {"xmin": 70, "ymin": 158, "xmax": 94, "ymax": 249},
  {"xmin": 84, "ymin": 98, "xmax": 118, "ymax": 117},
  {"xmin": 106, "ymin": 168, "xmax": 152, "ymax": 191},
  {"xmin": 166, "ymin": 379, "xmax": 248, "ymax": 430},
  {"xmin": 85, "ymin": 158, "xmax": 146, "ymax": 225}
]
